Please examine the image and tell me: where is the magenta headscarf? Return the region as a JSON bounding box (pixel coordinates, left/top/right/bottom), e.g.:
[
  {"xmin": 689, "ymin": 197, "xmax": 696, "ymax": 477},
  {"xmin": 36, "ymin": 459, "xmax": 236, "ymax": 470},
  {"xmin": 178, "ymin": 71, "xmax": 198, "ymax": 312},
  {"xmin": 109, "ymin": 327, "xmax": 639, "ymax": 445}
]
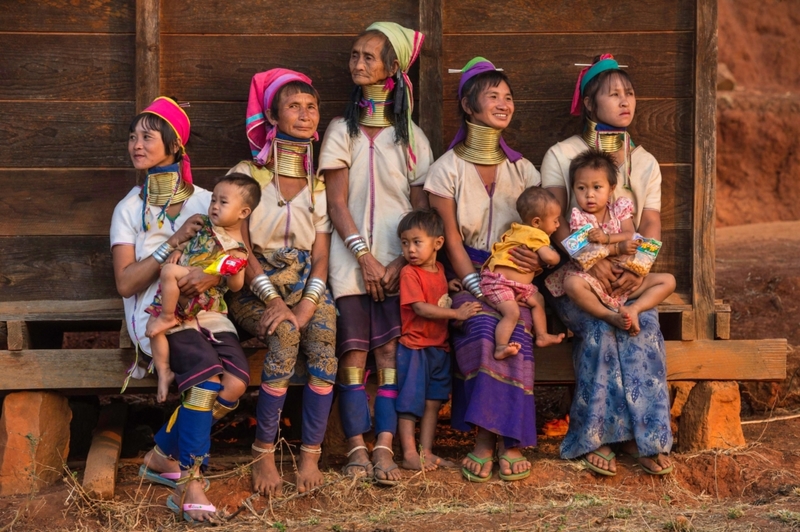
[
  {"xmin": 570, "ymin": 53, "xmax": 620, "ymax": 116},
  {"xmin": 246, "ymin": 69, "xmax": 317, "ymax": 165},
  {"xmin": 142, "ymin": 96, "xmax": 193, "ymax": 183},
  {"xmin": 447, "ymin": 57, "xmax": 522, "ymax": 163}
]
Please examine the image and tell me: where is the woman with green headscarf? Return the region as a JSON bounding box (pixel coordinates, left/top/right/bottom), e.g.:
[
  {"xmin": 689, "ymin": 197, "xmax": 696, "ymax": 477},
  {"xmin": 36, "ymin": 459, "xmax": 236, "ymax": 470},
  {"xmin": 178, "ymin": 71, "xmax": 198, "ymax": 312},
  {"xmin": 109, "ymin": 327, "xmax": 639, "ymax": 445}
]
[{"xmin": 319, "ymin": 21, "xmax": 433, "ymax": 485}]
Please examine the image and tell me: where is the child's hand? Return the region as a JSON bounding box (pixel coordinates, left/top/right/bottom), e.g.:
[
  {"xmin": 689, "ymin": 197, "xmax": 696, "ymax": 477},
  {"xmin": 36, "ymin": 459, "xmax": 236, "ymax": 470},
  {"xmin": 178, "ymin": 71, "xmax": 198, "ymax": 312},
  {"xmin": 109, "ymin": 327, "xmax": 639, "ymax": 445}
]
[
  {"xmin": 587, "ymin": 228, "xmax": 607, "ymax": 244},
  {"xmin": 166, "ymin": 250, "xmax": 182, "ymax": 265},
  {"xmin": 455, "ymin": 302, "xmax": 482, "ymax": 321},
  {"xmin": 448, "ymin": 278, "xmax": 463, "ymax": 292},
  {"xmin": 620, "ymin": 239, "xmax": 641, "ymax": 255}
]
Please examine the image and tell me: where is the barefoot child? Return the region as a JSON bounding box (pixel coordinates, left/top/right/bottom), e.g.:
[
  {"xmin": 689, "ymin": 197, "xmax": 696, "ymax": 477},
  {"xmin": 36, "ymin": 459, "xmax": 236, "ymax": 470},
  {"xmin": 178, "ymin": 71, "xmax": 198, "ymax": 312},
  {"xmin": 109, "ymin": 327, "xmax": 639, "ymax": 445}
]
[
  {"xmin": 480, "ymin": 187, "xmax": 565, "ymax": 360},
  {"xmin": 553, "ymin": 150, "xmax": 675, "ymax": 335},
  {"xmin": 145, "ymin": 173, "xmax": 261, "ymax": 401},
  {"xmin": 396, "ymin": 210, "xmax": 482, "ymax": 471}
]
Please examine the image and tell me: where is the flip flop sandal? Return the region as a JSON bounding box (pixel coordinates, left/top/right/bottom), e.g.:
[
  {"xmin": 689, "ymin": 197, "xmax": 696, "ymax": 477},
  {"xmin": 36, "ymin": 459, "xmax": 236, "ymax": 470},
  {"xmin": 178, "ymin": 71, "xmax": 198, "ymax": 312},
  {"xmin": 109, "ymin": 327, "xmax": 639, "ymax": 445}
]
[
  {"xmin": 371, "ymin": 445, "xmax": 400, "ymax": 486},
  {"xmin": 342, "ymin": 445, "xmax": 371, "ymax": 477},
  {"xmin": 166, "ymin": 494, "xmax": 217, "ymax": 523},
  {"xmin": 461, "ymin": 452, "xmax": 494, "ymax": 483},
  {"xmin": 138, "ymin": 465, "xmax": 211, "ymax": 491},
  {"xmin": 632, "ymin": 454, "xmax": 674, "ymax": 476},
  {"xmin": 498, "ymin": 454, "xmax": 531, "ymax": 481},
  {"xmin": 581, "ymin": 450, "xmax": 617, "ymax": 477}
]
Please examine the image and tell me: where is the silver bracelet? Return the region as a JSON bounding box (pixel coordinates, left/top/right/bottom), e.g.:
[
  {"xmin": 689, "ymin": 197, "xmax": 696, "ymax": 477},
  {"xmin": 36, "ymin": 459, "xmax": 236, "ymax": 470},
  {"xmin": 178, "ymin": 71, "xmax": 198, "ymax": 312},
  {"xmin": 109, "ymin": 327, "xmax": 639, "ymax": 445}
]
[
  {"xmin": 250, "ymin": 274, "xmax": 280, "ymax": 304},
  {"xmin": 461, "ymin": 272, "xmax": 483, "ymax": 299},
  {"xmin": 151, "ymin": 242, "xmax": 175, "ymax": 264},
  {"xmin": 344, "ymin": 234, "xmax": 369, "ymax": 258},
  {"xmin": 301, "ymin": 277, "xmax": 327, "ymax": 306},
  {"xmin": 343, "ymin": 234, "xmax": 362, "ymax": 247}
]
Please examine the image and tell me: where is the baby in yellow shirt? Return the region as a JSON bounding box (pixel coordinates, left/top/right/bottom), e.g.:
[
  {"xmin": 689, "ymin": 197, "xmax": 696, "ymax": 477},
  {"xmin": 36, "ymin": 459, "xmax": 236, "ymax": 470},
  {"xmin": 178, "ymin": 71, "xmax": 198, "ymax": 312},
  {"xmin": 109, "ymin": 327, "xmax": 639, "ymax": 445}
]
[{"xmin": 480, "ymin": 187, "xmax": 565, "ymax": 360}]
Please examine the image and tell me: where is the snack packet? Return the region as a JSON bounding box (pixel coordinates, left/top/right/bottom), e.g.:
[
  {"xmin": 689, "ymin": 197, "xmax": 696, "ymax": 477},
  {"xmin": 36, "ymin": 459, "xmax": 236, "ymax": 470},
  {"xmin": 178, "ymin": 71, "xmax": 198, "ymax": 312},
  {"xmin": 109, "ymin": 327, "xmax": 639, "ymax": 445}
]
[
  {"xmin": 622, "ymin": 234, "xmax": 662, "ymax": 276},
  {"xmin": 561, "ymin": 223, "xmax": 609, "ymax": 271},
  {"xmin": 203, "ymin": 254, "xmax": 247, "ymax": 276}
]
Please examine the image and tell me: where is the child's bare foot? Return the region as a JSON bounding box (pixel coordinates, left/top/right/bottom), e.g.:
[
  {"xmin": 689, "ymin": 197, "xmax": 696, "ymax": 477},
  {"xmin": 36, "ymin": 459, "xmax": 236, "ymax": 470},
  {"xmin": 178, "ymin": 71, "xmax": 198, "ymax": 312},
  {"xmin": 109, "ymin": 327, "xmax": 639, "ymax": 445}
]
[
  {"xmin": 146, "ymin": 314, "xmax": 179, "ymax": 337},
  {"xmin": 295, "ymin": 446, "xmax": 325, "ymax": 493},
  {"xmin": 604, "ymin": 311, "xmax": 632, "ymax": 332},
  {"xmin": 156, "ymin": 370, "xmax": 175, "ymax": 403},
  {"xmin": 535, "ymin": 333, "xmax": 565, "ymax": 348},
  {"xmin": 623, "ymin": 308, "xmax": 641, "ymax": 336},
  {"xmin": 401, "ymin": 449, "xmax": 438, "ymax": 471},
  {"xmin": 421, "ymin": 450, "xmax": 456, "ymax": 469},
  {"xmin": 494, "ymin": 342, "xmax": 521, "ymax": 360},
  {"xmin": 251, "ymin": 443, "xmax": 283, "ymax": 497}
]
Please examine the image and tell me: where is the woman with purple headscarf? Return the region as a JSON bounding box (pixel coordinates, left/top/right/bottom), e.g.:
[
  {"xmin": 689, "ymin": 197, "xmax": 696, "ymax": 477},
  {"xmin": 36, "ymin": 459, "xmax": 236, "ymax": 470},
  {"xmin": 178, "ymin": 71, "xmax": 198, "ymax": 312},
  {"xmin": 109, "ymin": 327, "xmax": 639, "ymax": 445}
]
[{"xmin": 425, "ymin": 57, "xmax": 541, "ymax": 482}]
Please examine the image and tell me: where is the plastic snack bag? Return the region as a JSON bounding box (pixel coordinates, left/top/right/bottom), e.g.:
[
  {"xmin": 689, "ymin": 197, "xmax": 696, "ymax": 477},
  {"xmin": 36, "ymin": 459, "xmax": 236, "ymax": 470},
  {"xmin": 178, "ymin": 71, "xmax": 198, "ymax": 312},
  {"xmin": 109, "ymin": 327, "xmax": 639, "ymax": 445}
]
[
  {"xmin": 561, "ymin": 223, "xmax": 609, "ymax": 271},
  {"xmin": 203, "ymin": 254, "xmax": 247, "ymax": 276},
  {"xmin": 622, "ymin": 235, "xmax": 662, "ymax": 276}
]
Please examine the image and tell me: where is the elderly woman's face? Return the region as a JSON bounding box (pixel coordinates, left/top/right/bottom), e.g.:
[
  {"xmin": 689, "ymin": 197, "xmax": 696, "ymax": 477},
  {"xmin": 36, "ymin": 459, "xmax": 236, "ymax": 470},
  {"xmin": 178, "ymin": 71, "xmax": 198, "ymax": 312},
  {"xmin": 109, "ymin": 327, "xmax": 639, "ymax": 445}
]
[
  {"xmin": 128, "ymin": 122, "xmax": 175, "ymax": 170},
  {"xmin": 349, "ymin": 35, "xmax": 394, "ymax": 86},
  {"xmin": 586, "ymin": 75, "xmax": 636, "ymax": 128},
  {"xmin": 465, "ymin": 80, "xmax": 514, "ymax": 131},
  {"xmin": 268, "ymin": 91, "xmax": 320, "ymax": 139}
]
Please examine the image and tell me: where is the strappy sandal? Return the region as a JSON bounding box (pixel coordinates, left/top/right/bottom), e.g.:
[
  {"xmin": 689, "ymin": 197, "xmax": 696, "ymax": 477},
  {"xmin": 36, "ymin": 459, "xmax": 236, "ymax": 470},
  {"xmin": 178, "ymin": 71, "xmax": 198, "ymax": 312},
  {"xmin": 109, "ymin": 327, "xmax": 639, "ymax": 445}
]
[
  {"xmin": 461, "ymin": 452, "xmax": 494, "ymax": 483},
  {"xmin": 581, "ymin": 449, "xmax": 617, "ymax": 477},
  {"xmin": 498, "ymin": 454, "xmax": 531, "ymax": 481},
  {"xmin": 342, "ymin": 445, "xmax": 371, "ymax": 478},
  {"xmin": 371, "ymin": 445, "xmax": 400, "ymax": 486}
]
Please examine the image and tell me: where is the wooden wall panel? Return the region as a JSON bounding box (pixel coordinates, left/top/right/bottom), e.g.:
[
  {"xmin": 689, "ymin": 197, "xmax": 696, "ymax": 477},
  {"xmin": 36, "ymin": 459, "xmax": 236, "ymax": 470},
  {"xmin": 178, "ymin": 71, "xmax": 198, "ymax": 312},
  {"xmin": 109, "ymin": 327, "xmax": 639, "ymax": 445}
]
[
  {"xmin": 442, "ymin": 99, "xmax": 693, "ymax": 166},
  {"xmin": 0, "ymin": 236, "xmax": 116, "ymax": 301},
  {"xmin": 660, "ymin": 165, "xmax": 693, "ymax": 232},
  {"xmin": 0, "ymin": 35, "xmax": 135, "ymax": 101},
  {"xmin": 444, "ymin": 0, "xmax": 695, "ymax": 33},
  {"xmin": 651, "ymin": 228, "xmax": 692, "ymax": 295},
  {"xmin": 442, "ymin": 32, "xmax": 693, "ymax": 100},
  {"xmin": 0, "ymin": 102, "xmax": 134, "ymax": 168},
  {"xmin": 0, "ymin": 0, "xmax": 134, "ymax": 33},
  {"xmin": 0, "ymin": 171, "xmax": 136, "ymax": 236},
  {"xmin": 161, "ymin": 0, "xmax": 417, "ymax": 34}
]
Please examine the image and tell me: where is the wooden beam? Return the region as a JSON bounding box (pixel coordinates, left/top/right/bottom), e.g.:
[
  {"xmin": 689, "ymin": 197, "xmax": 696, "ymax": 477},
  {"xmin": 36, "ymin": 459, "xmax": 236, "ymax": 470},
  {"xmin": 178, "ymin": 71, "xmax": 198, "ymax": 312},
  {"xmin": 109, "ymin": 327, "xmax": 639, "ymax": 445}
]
[
  {"xmin": 7, "ymin": 321, "xmax": 30, "ymax": 351},
  {"xmin": 136, "ymin": 0, "xmax": 159, "ymax": 114},
  {"xmin": 0, "ymin": 339, "xmax": 786, "ymax": 392},
  {"xmin": 715, "ymin": 303, "xmax": 731, "ymax": 340},
  {"xmin": 419, "ymin": 0, "xmax": 443, "ymax": 158},
  {"xmin": 82, "ymin": 402, "xmax": 128, "ymax": 500},
  {"xmin": 692, "ymin": 0, "xmax": 718, "ymax": 340},
  {"xmin": 681, "ymin": 310, "xmax": 696, "ymax": 341},
  {"xmin": 0, "ymin": 299, "xmax": 123, "ymax": 322}
]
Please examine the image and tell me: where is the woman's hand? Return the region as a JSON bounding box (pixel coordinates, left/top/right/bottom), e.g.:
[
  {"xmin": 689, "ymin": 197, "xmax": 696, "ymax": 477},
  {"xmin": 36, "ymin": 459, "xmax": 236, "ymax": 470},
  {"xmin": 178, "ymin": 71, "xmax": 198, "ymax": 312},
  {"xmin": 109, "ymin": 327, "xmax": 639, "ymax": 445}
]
[
  {"xmin": 508, "ymin": 246, "xmax": 542, "ymax": 274},
  {"xmin": 292, "ymin": 299, "xmax": 317, "ymax": 330},
  {"xmin": 258, "ymin": 298, "xmax": 299, "ymax": 337},
  {"xmin": 381, "ymin": 256, "xmax": 405, "ymax": 295},
  {"xmin": 586, "ymin": 259, "xmax": 619, "ymax": 294},
  {"xmin": 167, "ymin": 214, "xmax": 204, "ymax": 248},
  {"xmin": 358, "ymin": 253, "xmax": 388, "ymax": 302},
  {"xmin": 177, "ymin": 268, "xmax": 220, "ymax": 298},
  {"xmin": 610, "ymin": 269, "xmax": 644, "ymax": 297}
]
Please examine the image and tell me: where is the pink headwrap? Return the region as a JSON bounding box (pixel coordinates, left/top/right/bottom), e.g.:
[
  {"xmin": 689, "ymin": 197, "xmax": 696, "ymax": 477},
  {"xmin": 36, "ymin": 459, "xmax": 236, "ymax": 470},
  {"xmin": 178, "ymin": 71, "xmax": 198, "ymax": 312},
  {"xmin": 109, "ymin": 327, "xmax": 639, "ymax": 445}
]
[
  {"xmin": 570, "ymin": 53, "xmax": 618, "ymax": 116},
  {"xmin": 142, "ymin": 96, "xmax": 193, "ymax": 183},
  {"xmin": 246, "ymin": 69, "xmax": 318, "ymax": 165}
]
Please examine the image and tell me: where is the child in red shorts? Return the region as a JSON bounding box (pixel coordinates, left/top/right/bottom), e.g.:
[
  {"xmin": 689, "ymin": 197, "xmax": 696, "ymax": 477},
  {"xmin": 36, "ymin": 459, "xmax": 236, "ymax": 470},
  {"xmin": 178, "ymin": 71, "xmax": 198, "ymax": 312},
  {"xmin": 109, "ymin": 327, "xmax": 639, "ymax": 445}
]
[{"xmin": 395, "ymin": 210, "xmax": 482, "ymax": 471}]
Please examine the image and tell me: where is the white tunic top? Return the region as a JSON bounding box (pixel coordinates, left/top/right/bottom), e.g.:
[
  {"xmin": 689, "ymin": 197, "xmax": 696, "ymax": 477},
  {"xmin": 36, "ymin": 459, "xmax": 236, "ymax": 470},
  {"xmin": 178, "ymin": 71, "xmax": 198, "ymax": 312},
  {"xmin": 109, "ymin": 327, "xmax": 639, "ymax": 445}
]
[
  {"xmin": 540, "ymin": 135, "xmax": 662, "ymax": 229},
  {"xmin": 318, "ymin": 118, "xmax": 433, "ymax": 299},
  {"xmin": 110, "ymin": 186, "xmax": 236, "ymax": 357},
  {"xmin": 424, "ymin": 150, "xmax": 541, "ymax": 252}
]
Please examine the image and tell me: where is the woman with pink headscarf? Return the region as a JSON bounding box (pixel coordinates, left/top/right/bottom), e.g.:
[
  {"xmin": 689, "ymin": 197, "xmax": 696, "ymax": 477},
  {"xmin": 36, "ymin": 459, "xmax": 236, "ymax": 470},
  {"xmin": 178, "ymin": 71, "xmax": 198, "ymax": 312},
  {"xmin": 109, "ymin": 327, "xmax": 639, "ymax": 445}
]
[
  {"xmin": 111, "ymin": 97, "xmax": 250, "ymax": 522},
  {"xmin": 226, "ymin": 69, "xmax": 337, "ymax": 496}
]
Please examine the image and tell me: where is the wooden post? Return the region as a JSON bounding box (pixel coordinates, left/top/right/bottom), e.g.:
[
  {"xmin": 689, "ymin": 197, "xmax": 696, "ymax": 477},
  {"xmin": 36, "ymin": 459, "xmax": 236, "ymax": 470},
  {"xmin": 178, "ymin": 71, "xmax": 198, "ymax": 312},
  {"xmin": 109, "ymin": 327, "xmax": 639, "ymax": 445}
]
[
  {"xmin": 82, "ymin": 402, "xmax": 128, "ymax": 500},
  {"xmin": 135, "ymin": 0, "xmax": 160, "ymax": 114},
  {"xmin": 7, "ymin": 321, "xmax": 30, "ymax": 351},
  {"xmin": 692, "ymin": 0, "xmax": 718, "ymax": 340},
  {"xmin": 418, "ymin": 0, "xmax": 443, "ymax": 158}
]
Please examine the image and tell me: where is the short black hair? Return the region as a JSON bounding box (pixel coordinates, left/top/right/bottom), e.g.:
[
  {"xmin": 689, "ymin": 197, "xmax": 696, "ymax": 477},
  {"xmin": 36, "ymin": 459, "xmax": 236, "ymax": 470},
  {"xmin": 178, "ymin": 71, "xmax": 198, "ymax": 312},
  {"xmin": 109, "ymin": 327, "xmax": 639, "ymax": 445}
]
[
  {"xmin": 459, "ymin": 70, "xmax": 513, "ymax": 124},
  {"xmin": 215, "ymin": 172, "xmax": 262, "ymax": 211},
  {"xmin": 516, "ymin": 187, "xmax": 558, "ymax": 224},
  {"xmin": 397, "ymin": 209, "xmax": 444, "ymax": 239},
  {"xmin": 568, "ymin": 150, "xmax": 618, "ymax": 189},
  {"xmin": 129, "ymin": 112, "xmax": 182, "ymax": 164},
  {"xmin": 270, "ymin": 80, "xmax": 320, "ymax": 123}
]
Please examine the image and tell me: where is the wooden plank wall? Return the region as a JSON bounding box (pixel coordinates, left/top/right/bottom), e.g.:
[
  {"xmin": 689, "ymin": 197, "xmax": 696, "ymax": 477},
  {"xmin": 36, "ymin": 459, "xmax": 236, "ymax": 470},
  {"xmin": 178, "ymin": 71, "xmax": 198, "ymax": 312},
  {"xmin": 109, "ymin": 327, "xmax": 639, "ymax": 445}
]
[{"xmin": 0, "ymin": 0, "xmax": 704, "ymax": 309}]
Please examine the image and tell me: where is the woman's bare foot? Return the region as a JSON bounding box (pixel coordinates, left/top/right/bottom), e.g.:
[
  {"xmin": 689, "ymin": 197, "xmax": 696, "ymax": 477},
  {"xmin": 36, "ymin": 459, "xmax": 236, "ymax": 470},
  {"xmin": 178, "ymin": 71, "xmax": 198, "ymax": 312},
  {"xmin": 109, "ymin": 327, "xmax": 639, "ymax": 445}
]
[
  {"xmin": 342, "ymin": 444, "xmax": 372, "ymax": 478},
  {"xmin": 401, "ymin": 449, "xmax": 438, "ymax": 471},
  {"xmin": 497, "ymin": 447, "xmax": 531, "ymax": 477},
  {"xmin": 146, "ymin": 314, "xmax": 179, "ymax": 337},
  {"xmin": 461, "ymin": 438, "xmax": 495, "ymax": 479},
  {"xmin": 623, "ymin": 308, "xmax": 641, "ymax": 336},
  {"xmin": 421, "ymin": 449, "xmax": 456, "ymax": 469},
  {"xmin": 372, "ymin": 445, "xmax": 402, "ymax": 483},
  {"xmin": 585, "ymin": 444, "xmax": 616, "ymax": 474},
  {"xmin": 251, "ymin": 442, "xmax": 283, "ymax": 497},
  {"xmin": 142, "ymin": 447, "xmax": 180, "ymax": 476},
  {"xmin": 295, "ymin": 446, "xmax": 324, "ymax": 493},
  {"xmin": 494, "ymin": 342, "xmax": 521, "ymax": 360},
  {"xmin": 176, "ymin": 477, "xmax": 217, "ymax": 522},
  {"xmin": 535, "ymin": 332, "xmax": 565, "ymax": 348},
  {"xmin": 156, "ymin": 370, "xmax": 175, "ymax": 403}
]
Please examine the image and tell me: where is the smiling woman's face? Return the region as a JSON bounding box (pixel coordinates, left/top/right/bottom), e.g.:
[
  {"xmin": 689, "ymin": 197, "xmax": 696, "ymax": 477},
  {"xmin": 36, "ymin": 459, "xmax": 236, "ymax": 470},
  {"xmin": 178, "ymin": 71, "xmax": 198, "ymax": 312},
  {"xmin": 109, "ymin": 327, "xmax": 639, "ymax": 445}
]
[{"xmin": 464, "ymin": 80, "xmax": 515, "ymax": 130}]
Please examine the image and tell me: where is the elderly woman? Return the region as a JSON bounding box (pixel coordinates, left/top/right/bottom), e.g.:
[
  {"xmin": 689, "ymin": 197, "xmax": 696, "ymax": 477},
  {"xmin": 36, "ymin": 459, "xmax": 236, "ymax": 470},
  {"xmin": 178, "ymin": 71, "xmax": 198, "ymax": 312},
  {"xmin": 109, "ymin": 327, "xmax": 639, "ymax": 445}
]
[
  {"xmin": 226, "ymin": 69, "xmax": 336, "ymax": 496},
  {"xmin": 425, "ymin": 57, "xmax": 541, "ymax": 482},
  {"xmin": 541, "ymin": 54, "xmax": 674, "ymax": 476},
  {"xmin": 319, "ymin": 21, "xmax": 433, "ymax": 484},
  {"xmin": 111, "ymin": 97, "xmax": 249, "ymax": 522}
]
